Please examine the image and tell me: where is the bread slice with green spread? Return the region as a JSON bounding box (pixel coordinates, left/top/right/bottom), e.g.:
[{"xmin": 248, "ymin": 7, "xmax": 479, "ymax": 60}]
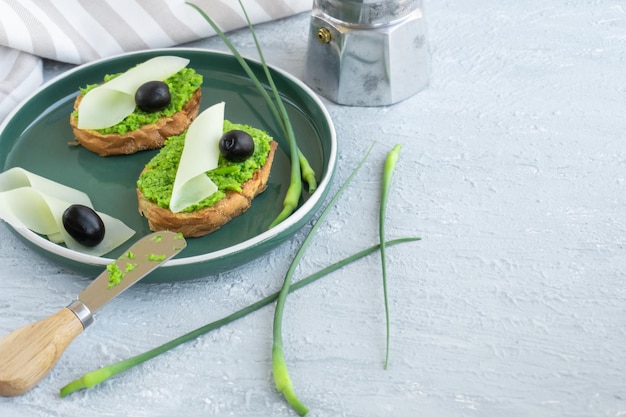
[
  {"xmin": 136, "ymin": 119, "xmax": 277, "ymax": 238},
  {"xmin": 70, "ymin": 56, "xmax": 203, "ymax": 156}
]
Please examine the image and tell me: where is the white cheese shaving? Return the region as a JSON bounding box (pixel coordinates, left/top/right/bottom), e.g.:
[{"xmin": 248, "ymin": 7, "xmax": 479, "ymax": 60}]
[
  {"xmin": 0, "ymin": 168, "xmax": 135, "ymax": 256},
  {"xmin": 77, "ymin": 56, "xmax": 190, "ymax": 130},
  {"xmin": 169, "ymin": 102, "xmax": 224, "ymax": 213}
]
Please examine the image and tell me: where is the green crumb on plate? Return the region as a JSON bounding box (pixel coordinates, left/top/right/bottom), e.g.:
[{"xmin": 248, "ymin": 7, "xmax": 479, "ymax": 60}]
[
  {"xmin": 126, "ymin": 251, "xmax": 135, "ymax": 259},
  {"xmin": 125, "ymin": 262, "xmax": 139, "ymax": 272},
  {"xmin": 147, "ymin": 253, "xmax": 167, "ymax": 262}
]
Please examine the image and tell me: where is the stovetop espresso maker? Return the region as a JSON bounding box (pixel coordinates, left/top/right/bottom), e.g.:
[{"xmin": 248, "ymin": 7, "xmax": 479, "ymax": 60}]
[{"xmin": 304, "ymin": 0, "xmax": 430, "ymax": 106}]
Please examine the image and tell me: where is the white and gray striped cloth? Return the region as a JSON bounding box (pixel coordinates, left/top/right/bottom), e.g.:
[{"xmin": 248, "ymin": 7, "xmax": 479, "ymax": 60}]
[{"xmin": 0, "ymin": 0, "xmax": 310, "ymax": 121}]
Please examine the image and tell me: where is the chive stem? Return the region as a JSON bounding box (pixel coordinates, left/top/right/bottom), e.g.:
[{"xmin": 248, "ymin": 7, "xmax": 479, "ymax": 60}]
[
  {"xmin": 380, "ymin": 144, "xmax": 402, "ymax": 369},
  {"xmin": 298, "ymin": 149, "xmax": 317, "ymax": 193}
]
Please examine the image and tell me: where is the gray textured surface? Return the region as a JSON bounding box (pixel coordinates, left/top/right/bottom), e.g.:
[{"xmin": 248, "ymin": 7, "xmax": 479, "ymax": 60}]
[{"xmin": 1, "ymin": 1, "xmax": 625, "ymax": 416}]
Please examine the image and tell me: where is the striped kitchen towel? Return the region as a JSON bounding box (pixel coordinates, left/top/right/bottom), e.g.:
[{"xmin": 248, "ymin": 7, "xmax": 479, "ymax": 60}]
[{"xmin": 0, "ymin": 0, "xmax": 311, "ymax": 122}]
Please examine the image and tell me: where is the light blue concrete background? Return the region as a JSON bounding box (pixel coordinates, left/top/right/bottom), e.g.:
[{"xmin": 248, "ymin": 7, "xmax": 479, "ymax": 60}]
[{"xmin": 1, "ymin": 2, "xmax": 625, "ymax": 416}]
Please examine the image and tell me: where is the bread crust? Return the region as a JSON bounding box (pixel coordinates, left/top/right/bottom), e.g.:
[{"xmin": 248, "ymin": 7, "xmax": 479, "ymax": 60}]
[
  {"xmin": 137, "ymin": 141, "xmax": 278, "ymax": 238},
  {"xmin": 70, "ymin": 88, "xmax": 202, "ymax": 156}
]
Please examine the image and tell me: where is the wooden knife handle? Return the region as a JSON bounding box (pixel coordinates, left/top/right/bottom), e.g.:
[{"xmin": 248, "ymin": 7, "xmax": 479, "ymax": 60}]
[{"xmin": 0, "ymin": 307, "xmax": 84, "ymax": 396}]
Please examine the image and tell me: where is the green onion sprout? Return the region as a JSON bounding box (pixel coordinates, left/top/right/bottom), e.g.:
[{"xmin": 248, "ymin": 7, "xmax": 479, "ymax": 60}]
[
  {"xmin": 380, "ymin": 144, "xmax": 402, "ymax": 369},
  {"xmin": 237, "ymin": 0, "xmax": 317, "ymax": 194},
  {"xmin": 186, "ymin": 2, "xmax": 317, "ymax": 230},
  {"xmin": 271, "ymin": 143, "xmax": 375, "ymax": 415}
]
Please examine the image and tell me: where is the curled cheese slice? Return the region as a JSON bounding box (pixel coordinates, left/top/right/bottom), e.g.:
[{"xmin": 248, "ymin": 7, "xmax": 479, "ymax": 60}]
[
  {"xmin": 0, "ymin": 168, "xmax": 135, "ymax": 256},
  {"xmin": 169, "ymin": 102, "xmax": 224, "ymax": 213},
  {"xmin": 77, "ymin": 56, "xmax": 190, "ymax": 130},
  {"xmin": 0, "ymin": 167, "xmax": 92, "ymax": 205}
]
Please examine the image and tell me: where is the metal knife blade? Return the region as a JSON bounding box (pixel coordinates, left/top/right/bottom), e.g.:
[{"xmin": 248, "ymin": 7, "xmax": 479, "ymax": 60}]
[{"xmin": 68, "ymin": 230, "xmax": 186, "ymax": 327}]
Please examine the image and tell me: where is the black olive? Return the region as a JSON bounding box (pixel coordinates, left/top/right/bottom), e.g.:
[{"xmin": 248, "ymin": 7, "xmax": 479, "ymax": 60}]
[
  {"xmin": 219, "ymin": 130, "xmax": 255, "ymax": 162},
  {"xmin": 62, "ymin": 204, "xmax": 106, "ymax": 247},
  {"xmin": 135, "ymin": 81, "xmax": 171, "ymax": 112}
]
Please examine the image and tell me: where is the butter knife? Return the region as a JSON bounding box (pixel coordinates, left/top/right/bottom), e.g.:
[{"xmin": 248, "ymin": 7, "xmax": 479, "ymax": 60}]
[{"xmin": 0, "ymin": 230, "xmax": 186, "ymax": 396}]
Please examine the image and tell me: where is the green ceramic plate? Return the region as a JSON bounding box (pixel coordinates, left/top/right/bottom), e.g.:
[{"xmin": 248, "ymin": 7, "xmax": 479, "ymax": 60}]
[{"xmin": 0, "ymin": 48, "xmax": 336, "ymax": 283}]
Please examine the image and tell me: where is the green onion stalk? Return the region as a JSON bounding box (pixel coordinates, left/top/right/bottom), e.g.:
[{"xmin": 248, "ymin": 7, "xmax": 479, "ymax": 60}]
[
  {"xmin": 270, "ymin": 143, "xmax": 376, "ymax": 415},
  {"xmin": 60, "ymin": 236, "xmax": 420, "ymax": 397},
  {"xmin": 380, "ymin": 144, "xmax": 402, "ymax": 369},
  {"xmin": 186, "ymin": 2, "xmax": 316, "ymax": 230},
  {"xmin": 236, "ymin": 0, "xmax": 317, "ymax": 194}
]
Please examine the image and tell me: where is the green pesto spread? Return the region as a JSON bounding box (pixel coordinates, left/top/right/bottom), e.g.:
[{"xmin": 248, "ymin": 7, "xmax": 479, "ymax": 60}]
[
  {"xmin": 106, "ymin": 262, "xmax": 125, "ymax": 289},
  {"xmin": 76, "ymin": 68, "xmax": 202, "ymax": 135},
  {"xmin": 137, "ymin": 121, "xmax": 273, "ymax": 213}
]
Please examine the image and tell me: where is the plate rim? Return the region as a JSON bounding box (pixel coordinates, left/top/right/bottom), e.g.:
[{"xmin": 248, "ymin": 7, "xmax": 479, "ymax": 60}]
[{"xmin": 0, "ymin": 47, "xmax": 337, "ymax": 271}]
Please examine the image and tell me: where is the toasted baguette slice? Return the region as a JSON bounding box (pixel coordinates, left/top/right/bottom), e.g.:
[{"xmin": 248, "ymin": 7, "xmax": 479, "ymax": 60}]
[
  {"xmin": 137, "ymin": 141, "xmax": 277, "ymax": 237},
  {"xmin": 69, "ymin": 88, "xmax": 202, "ymax": 156}
]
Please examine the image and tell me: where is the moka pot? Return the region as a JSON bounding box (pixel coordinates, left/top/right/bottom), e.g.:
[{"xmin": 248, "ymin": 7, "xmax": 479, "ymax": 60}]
[{"xmin": 304, "ymin": 0, "xmax": 430, "ymax": 106}]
